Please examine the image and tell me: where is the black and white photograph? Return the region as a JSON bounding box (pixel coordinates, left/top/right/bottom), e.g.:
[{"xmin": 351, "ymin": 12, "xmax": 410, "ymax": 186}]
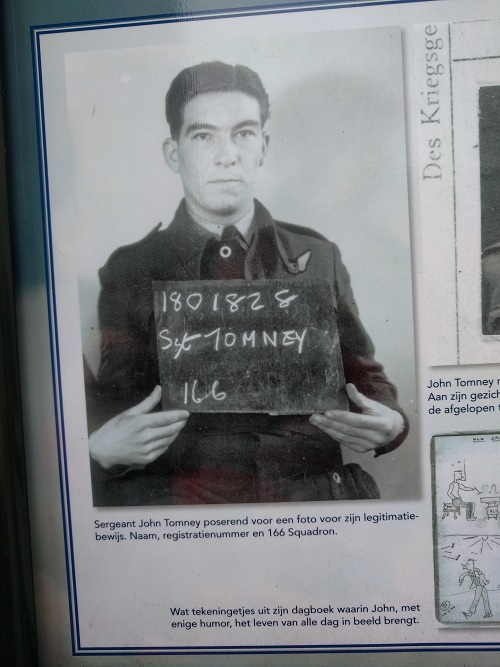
[
  {"xmin": 63, "ymin": 26, "xmax": 417, "ymax": 507},
  {"xmin": 416, "ymin": 19, "xmax": 500, "ymax": 365},
  {"xmin": 480, "ymin": 85, "xmax": 500, "ymax": 335}
]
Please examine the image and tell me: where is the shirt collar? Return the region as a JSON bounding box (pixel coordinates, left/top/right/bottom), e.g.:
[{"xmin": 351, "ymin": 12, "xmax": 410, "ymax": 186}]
[{"xmin": 186, "ymin": 203, "xmax": 256, "ymax": 244}]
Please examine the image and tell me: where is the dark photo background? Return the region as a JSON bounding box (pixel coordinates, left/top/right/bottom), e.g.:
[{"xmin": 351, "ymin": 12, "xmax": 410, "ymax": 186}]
[
  {"xmin": 480, "ymin": 85, "xmax": 500, "ymax": 252},
  {"xmin": 480, "ymin": 85, "xmax": 500, "ymax": 334}
]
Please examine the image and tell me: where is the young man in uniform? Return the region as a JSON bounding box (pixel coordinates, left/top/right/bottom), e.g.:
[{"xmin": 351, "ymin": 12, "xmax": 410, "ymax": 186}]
[{"xmin": 87, "ymin": 61, "xmax": 407, "ymax": 506}]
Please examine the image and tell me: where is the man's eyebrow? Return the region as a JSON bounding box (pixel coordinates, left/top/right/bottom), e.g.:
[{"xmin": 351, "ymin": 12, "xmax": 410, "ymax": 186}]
[
  {"xmin": 184, "ymin": 122, "xmax": 218, "ymax": 135},
  {"xmin": 232, "ymin": 120, "xmax": 261, "ymax": 131},
  {"xmin": 184, "ymin": 120, "xmax": 261, "ymax": 135}
]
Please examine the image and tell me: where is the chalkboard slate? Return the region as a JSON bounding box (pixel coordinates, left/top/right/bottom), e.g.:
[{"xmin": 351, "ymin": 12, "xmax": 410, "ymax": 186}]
[{"xmin": 153, "ymin": 279, "xmax": 346, "ymax": 413}]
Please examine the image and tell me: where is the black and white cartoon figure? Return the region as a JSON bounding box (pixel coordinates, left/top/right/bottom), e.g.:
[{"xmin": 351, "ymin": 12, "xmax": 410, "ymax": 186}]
[
  {"xmin": 459, "ymin": 559, "xmax": 492, "ymax": 619},
  {"xmin": 447, "ymin": 468, "xmax": 478, "ymax": 521}
]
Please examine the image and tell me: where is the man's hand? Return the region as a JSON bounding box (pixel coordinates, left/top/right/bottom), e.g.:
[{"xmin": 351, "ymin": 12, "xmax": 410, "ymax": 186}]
[
  {"xmin": 89, "ymin": 385, "xmax": 189, "ymax": 469},
  {"xmin": 309, "ymin": 383, "xmax": 404, "ymax": 453}
]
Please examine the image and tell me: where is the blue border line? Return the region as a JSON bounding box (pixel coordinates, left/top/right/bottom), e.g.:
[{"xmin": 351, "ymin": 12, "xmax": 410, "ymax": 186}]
[
  {"xmin": 32, "ymin": 0, "xmax": 500, "ymax": 657},
  {"xmin": 70, "ymin": 646, "xmax": 500, "ymax": 657},
  {"xmin": 69, "ymin": 644, "xmax": 498, "ymax": 657},
  {"xmin": 79, "ymin": 640, "xmax": 500, "ymax": 651}
]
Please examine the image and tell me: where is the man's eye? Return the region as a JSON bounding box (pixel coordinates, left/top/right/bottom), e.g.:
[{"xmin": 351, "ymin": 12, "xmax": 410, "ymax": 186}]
[
  {"xmin": 193, "ymin": 132, "xmax": 210, "ymax": 140},
  {"xmin": 236, "ymin": 129, "xmax": 256, "ymax": 138}
]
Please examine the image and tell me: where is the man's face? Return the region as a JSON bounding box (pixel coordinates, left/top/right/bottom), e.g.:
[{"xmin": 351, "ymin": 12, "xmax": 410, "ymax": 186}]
[{"xmin": 163, "ymin": 91, "xmax": 269, "ymax": 224}]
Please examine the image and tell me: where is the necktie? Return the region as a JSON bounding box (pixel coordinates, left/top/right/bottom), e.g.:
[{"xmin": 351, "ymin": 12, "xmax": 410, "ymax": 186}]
[{"xmin": 200, "ymin": 225, "xmax": 247, "ymax": 280}]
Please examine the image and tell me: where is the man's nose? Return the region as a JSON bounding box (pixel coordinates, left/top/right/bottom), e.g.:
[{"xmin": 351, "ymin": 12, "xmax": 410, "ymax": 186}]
[{"xmin": 214, "ymin": 135, "xmax": 238, "ymax": 166}]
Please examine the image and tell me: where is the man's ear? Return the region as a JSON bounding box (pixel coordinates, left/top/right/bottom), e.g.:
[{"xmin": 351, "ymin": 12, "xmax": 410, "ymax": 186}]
[
  {"xmin": 259, "ymin": 132, "xmax": 270, "ymax": 166},
  {"xmin": 163, "ymin": 138, "xmax": 180, "ymax": 174}
]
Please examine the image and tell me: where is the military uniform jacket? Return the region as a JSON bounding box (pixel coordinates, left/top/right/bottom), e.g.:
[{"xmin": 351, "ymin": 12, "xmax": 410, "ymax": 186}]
[
  {"xmin": 88, "ymin": 200, "xmax": 408, "ymax": 505},
  {"xmin": 482, "ymin": 241, "xmax": 500, "ymax": 334}
]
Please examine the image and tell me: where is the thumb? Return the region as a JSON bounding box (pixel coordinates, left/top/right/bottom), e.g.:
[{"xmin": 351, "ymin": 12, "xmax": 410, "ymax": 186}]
[
  {"xmin": 345, "ymin": 383, "xmax": 377, "ymax": 414},
  {"xmin": 125, "ymin": 385, "xmax": 162, "ymax": 415}
]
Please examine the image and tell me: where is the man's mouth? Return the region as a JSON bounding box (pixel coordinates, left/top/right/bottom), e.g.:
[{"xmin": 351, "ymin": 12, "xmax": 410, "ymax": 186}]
[{"xmin": 208, "ymin": 178, "xmax": 243, "ymax": 184}]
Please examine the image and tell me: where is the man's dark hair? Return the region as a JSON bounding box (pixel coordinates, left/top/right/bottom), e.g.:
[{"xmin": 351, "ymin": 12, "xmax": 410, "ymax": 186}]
[{"xmin": 165, "ymin": 61, "xmax": 270, "ymax": 140}]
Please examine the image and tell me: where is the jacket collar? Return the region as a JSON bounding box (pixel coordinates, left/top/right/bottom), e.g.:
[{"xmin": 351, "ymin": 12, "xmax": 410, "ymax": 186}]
[{"xmin": 166, "ymin": 199, "xmax": 309, "ymax": 280}]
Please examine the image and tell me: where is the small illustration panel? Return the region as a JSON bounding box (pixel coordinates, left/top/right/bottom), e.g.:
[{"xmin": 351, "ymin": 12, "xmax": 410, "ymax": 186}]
[{"xmin": 433, "ymin": 432, "xmax": 500, "ymax": 623}]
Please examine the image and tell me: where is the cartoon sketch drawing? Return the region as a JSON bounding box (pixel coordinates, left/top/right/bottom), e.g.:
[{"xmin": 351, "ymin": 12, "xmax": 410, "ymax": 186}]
[
  {"xmin": 439, "ymin": 600, "xmax": 455, "ymax": 617},
  {"xmin": 433, "ymin": 433, "xmax": 500, "ymax": 623},
  {"xmin": 463, "ymin": 534, "xmax": 500, "ymax": 553},
  {"xmin": 480, "ymin": 495, "xmax": 500, "ymax": 520},
  {"xmin": 446, "ymin": 467, "xmax": 478, "ymax": 521},
  {"xmin": 459, "ymin": 559, "xmax": 492, "ymax": 619}
]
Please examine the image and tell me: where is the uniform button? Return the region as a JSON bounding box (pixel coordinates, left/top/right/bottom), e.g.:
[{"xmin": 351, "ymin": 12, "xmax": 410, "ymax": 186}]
[{"xmin": 220, "ymin": 245, "xmax": 232, "ymax": 258}]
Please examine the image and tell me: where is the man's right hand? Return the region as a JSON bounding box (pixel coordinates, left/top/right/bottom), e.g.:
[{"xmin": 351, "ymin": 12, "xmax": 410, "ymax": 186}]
[{"xmin": 89, "ymin": 385, "xmax": 189, "ymax": 469}]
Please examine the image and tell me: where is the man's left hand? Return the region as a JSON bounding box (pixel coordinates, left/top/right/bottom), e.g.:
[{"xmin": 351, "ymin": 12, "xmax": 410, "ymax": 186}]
[{"xmin": 310, "ymin": 383, "xmax": 404, "ymax": 453}]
